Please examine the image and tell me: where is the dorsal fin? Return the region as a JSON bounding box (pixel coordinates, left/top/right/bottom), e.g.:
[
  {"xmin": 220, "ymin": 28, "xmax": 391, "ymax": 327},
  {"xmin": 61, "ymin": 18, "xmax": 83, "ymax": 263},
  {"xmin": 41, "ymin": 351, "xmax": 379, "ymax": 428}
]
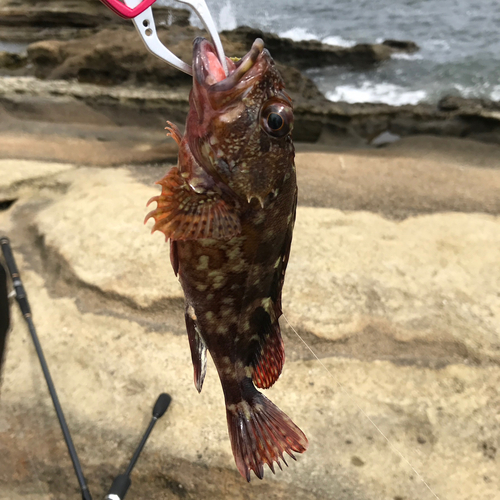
[
  {"xmin": 145, "ymin": 167, "xmax": 241, "ymax": 241},
  {"xmin": 165, "ymin": 121, "xmax": 182, "ymax": 145}
]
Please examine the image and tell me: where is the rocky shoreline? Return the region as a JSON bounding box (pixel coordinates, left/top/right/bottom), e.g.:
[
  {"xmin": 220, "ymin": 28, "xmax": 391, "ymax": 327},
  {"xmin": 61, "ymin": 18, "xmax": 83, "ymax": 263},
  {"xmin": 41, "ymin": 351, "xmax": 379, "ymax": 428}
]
[{"xmin": 1, "ymin": 0, "xmax": 499, "ymax": 148}]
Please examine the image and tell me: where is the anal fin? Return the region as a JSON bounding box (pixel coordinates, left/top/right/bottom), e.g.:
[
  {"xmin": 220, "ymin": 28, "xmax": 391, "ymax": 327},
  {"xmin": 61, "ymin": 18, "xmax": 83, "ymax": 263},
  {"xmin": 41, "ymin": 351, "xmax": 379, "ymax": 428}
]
[
  {"xmin": 252, "ymin": 320, "xmax": 285, "ymax": 389},
  {"xmin": 145, "ymin": 167, "xmax": 241, "ymax": 241},
  {"xmin": 249, "ymin": 305, "xmax": 285, "ymax": 390},
  {"xmin": 185, "ymin": 308, "xmax": 207, "ymax": 393}
]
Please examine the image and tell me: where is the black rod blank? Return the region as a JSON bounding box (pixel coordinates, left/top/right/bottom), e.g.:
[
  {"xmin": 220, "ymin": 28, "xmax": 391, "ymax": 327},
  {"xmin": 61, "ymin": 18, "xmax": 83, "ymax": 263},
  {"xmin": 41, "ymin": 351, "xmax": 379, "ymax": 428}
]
[{"xmin": 0, "ymin": 236, "xmax": 92, "ymax": 500}]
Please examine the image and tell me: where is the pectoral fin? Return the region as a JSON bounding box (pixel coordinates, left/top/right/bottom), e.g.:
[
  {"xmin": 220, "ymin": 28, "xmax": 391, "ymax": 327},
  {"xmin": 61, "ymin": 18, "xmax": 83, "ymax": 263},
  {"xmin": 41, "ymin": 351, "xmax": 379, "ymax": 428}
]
[{"xmin": 145, "ymin": 167, "xmax": 241, "ymax": 241}]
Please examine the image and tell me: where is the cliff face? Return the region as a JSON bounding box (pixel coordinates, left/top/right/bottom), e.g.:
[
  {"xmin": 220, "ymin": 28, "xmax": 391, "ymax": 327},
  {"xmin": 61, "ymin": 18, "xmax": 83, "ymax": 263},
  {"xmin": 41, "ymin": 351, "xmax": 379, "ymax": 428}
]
[{"xmin": 1, "ymin": 0, "xmax": 500, "ymax": 146}]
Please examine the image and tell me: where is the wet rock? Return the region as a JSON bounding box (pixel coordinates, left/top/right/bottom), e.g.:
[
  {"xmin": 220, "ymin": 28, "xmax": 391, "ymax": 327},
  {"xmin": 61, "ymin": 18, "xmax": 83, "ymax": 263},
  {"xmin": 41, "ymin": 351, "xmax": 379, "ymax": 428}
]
[
  {"xmin": 223, "ymin": 26, "xmax": 413, "ymax": 69},
  {"xmin": 0, "ymin": 50, "xmax": 26, "ymax": 69},
  {"xmin": 382, "ymin": 39, "xmax": 419, "ymax": 52},
  {"xmin": 0, "ymin": 0, "xmax": 190, "ymax": 42},
  {"xmin": 24, "ymin": 26, "xmax": 325, "ymax": 113},
  {"xmin": 26, "ymin": 26, "xmax": 195, "ymax": 86}
]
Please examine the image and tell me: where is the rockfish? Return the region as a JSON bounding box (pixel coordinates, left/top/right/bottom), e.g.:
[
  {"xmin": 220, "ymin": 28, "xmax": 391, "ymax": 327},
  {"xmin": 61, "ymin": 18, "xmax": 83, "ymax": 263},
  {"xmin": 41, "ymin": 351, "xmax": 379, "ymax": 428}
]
[{"xmin": 146, "ymin": 36, "xmax": 308, "ymax": 480}]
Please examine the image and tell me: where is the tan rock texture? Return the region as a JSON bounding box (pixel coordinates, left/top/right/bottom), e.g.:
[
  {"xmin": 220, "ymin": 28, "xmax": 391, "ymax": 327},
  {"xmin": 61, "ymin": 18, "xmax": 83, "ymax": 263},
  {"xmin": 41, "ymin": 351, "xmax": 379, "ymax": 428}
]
[{"xmin": 0, "ymin": 143, "xmax": 499, "ymax": 499}]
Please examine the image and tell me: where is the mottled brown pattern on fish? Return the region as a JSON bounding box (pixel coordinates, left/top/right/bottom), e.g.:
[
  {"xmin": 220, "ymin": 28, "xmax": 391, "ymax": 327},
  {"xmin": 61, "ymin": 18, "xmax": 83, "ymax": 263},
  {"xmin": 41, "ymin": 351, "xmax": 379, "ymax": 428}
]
[{"xmin": 146, "ymin": 37, "xmax": 307, "ymax": 481}]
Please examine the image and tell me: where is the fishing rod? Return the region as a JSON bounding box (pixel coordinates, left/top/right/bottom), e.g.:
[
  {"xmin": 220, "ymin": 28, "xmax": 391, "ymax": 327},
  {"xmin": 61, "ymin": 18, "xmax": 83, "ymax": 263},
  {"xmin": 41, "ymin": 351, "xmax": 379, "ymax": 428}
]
[{"xmin": 0, "ymin": 236, "xmax": 172, "ymax": 500}]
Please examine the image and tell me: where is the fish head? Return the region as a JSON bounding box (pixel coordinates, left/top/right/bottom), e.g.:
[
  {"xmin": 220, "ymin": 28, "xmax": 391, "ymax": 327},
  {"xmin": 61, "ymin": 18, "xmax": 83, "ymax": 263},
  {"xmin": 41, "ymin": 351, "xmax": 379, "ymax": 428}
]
[{"xmin": 187, "ymin": 37, "xmax": 295, "ymax": 207}]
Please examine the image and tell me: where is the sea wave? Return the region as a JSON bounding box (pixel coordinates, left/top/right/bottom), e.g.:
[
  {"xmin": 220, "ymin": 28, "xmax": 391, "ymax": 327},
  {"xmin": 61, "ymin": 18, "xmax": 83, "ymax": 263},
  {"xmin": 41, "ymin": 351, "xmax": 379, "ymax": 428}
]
[
  {"xmin": 217, "ymin": 0, "xmax": 237, "ymax": 30},
  {"xmin": 279, "ymin": 27, "xmax": 319, "ymax": 42},
  {"xmin": 322, "ymin": 36, "xmax": 357, "ymax": 48},
  {"xmin": 491, "ymin": 85, "xmax": 500, "ymax": 101},
  {"xmin": 278, "ymin": 28, "xmax": 356, "ymax": 48},
  {"xmin": 326, "ymin": 82, "xmax": 427, "ymax": 106},
  {"xmin": 391, "ymin": 52, "xmax": 424, "ymax": 61}
]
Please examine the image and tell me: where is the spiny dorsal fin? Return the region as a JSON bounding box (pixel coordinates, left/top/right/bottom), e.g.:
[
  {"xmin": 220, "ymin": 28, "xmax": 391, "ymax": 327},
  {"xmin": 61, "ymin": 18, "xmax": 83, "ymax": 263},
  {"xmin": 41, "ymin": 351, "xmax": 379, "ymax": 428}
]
[
  {"xmin": 165, "ymin": 121, "xmax": 182, "ymax": 146},
  {"xmin": 145, "ymin": 167, "xmax": 241, "ymax": 241}
]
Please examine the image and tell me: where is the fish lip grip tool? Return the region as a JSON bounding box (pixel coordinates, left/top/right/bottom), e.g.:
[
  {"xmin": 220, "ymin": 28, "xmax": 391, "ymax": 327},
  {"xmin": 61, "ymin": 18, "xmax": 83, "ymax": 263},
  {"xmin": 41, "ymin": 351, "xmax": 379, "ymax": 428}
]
[{"xmin": 99, "ymin": 0, "xmax": 228, "ymax": 76}]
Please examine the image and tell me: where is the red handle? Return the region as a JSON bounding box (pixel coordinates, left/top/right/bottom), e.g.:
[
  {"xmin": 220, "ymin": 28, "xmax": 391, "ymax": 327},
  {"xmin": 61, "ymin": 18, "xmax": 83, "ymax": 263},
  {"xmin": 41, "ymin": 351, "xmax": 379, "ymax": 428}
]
[{"xmin": 99, "ymin": 0, "xmax": 157, "ymax": 19}]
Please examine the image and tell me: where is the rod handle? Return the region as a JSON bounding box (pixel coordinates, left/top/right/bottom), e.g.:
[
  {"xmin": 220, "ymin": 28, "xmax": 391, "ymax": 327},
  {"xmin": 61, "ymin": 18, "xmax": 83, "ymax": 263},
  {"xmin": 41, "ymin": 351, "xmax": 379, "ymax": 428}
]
[
  {"xmin": 105, "ymin": 474, "xmax": 131, "ymax": 500},
  {"xmin": 0, "ymin": 237, "xmax": 31, "ymax": 317},
  {"xmin": 152, "ymin": 393, "xmax": 171, "ymax": 418}
]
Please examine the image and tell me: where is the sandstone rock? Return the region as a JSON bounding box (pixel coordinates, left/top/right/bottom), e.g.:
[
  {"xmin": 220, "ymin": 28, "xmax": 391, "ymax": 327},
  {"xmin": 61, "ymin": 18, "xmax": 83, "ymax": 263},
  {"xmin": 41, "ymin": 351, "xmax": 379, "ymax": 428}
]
[
  {"xmin": 33, "ymin": 167, "xmax": 183, "ymax": 309},
  {"xmin": 0, "ymin": 159, "xmax": 73, "ymax": 200},
  {"xmin": 28, "ymin": 161, "xmax": 500, "ymax": 368},
  {"xmin": 295, "ymin": 140, "xmax": 500, "ymax": 217},
  {"xmin": 26, "ymin": 26, "xmax": 195, "ymax": 86},
  {"xmin": 285, "ymin": 207, "xmax": 500, "ymax": 366},
  {"xmin": 0, "ymin": 147, "xmax": 499, "ymax": 499},
  {"xmin": 2, "ymin": 74, "xmax": 500, "ymax": 149},
  {"xmin": 0, "ymin": 172, "xmax": 498, "ymax": 499}
]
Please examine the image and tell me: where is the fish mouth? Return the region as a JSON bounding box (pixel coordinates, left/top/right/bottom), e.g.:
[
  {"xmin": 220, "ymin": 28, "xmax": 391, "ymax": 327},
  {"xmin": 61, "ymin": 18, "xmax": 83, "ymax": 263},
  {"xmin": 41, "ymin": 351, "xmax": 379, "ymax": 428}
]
[{"xmin": 193, "ymin": 37, "xmax": 266, "ymax": 92}]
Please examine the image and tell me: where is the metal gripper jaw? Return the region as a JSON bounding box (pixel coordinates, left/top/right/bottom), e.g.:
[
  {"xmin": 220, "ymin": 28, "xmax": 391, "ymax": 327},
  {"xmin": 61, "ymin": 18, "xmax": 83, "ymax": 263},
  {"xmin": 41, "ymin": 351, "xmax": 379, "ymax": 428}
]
[{"xmin": 99, "ymin": 0, "xmax": 228, "ymax": 76}]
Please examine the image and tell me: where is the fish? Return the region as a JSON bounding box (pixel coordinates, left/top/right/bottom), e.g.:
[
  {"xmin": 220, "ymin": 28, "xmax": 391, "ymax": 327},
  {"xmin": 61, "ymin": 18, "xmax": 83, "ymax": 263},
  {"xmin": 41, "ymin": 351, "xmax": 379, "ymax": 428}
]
[{"xmin": 145, "ymin": 36, "xmax": 308, "ymax": 481}]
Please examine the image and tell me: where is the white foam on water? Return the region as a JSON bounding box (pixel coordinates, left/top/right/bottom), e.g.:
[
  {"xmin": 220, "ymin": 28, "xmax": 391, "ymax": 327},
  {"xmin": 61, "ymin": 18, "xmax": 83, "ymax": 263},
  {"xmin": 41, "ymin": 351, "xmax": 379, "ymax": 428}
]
[
  {"xmin": 326, "ymin": 82, "xmax": 427, "ymax": 105},
  {"xmin": 421, "ymin": 39, "xmax": 451, "ymax": 52},
  {"xmin": 322, "ymin": 35, "xmax": 357, "ymax": 48},
  {"xmin": 489, "ymin": 85, "xmax": 500, "ymax": 101},
  {"xmin": 279, "ymin": 29, "xmax": 357, "ymax": 47},
  {"xmin": 279, "ymin": 27, "xmax": 318, "ymax": 42},
  {"xmin": 391, "ymin": 52, "xmax": 424, "ymax": 61},
  {"xmin": 218, "ymin": 0, "xmax": 237, "ymax": 31}
]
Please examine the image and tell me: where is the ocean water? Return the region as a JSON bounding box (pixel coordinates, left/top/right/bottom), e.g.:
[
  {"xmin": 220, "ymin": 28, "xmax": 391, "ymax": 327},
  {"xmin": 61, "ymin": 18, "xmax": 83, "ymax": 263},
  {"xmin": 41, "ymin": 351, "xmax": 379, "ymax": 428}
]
[{"xmin": 161, "ymin": 0, "xmax": 500, "ymax": 106}]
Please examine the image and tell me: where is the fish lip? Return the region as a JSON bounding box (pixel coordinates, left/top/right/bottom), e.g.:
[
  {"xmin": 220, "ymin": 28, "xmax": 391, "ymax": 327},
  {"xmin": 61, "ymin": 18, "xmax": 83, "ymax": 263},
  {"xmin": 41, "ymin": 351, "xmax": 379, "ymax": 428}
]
[{"xmin": 193, "ymin": 37, "xmax": 266, "ymax": 92}]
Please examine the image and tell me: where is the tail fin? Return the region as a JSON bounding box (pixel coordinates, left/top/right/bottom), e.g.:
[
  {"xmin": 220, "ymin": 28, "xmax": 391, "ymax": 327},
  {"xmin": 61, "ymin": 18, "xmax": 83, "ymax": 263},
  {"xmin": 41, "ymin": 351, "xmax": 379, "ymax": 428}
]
[{"xmin": 226, "ymin": 392, "xmax": 308, "ymax": 481}]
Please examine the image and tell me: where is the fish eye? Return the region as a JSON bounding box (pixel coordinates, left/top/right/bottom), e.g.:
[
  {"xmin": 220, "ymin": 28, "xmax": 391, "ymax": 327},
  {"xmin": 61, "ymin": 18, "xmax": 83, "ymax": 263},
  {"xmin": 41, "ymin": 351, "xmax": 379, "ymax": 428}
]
[
  {"xmin": 267, "ymin": 113, "xmax": 284, "ymax": 131},
  {"xmin": 260, "ymin": 100, "xmax": 293, "ymax": 138}
]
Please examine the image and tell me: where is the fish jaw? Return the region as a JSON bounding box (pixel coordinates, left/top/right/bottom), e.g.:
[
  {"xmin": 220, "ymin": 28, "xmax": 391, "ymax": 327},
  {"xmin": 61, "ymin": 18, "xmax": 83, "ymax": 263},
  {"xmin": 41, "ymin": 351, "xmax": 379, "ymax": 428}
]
[{"xmin": 186, "ymin": 37, "xmax": 295, "ymax": 207}]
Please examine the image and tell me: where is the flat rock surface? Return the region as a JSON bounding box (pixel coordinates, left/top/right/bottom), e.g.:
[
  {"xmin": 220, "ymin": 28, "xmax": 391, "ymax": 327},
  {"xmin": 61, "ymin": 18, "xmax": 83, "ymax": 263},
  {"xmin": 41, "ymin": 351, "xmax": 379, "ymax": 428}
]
[
  {"xmin": 34, "ymin": 168, "xmax": 183, "ymax": 309},
  {"xmin": 295, "ymin": 136, "xmax": 500, "ymax": 217},
  {"xmin": 0, "ymin": 140, "xmax": 499, "ymax": 499}
]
